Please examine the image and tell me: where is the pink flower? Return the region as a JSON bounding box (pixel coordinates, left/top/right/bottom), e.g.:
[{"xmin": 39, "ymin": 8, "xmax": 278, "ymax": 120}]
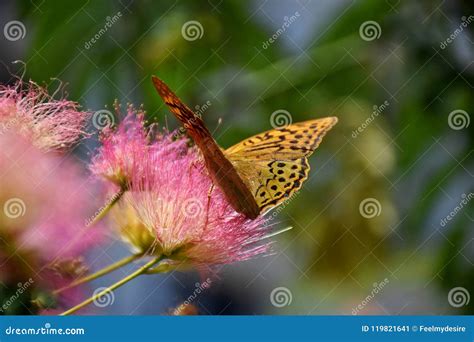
[
  {"xmin": 89, "ymin": 105, "xmax": 150, "ymax": 187},
  {"xmin": 0, "ymin": 132, "xmax": 103, "ymax": 261},
  {"xmin": 0, "ymin": 132, "xmax": 105, "ymax": 313},
  {"xmin": 125, "ymin": 131, "xmax": 271, "ymax": 266},
  {"xmin": 0, "ymin": 80, "xmax": 90, "ymax": 151},
  {"xmin": 92, "ymin": 108, "xmax": 273, "ymax": 267}
]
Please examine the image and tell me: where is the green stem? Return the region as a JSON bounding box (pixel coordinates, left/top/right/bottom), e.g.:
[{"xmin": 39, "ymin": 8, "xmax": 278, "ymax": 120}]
[
  {"xmin": 87, "ymin": 187, "xmax": 125, "ymax": 227},
  {"xmin": 53, "ymin": 254, "xmax": 142, "ymax": 295},
  {"xmin": 60, "ymin": 256, "xmax": 163, "ymax": 316}
]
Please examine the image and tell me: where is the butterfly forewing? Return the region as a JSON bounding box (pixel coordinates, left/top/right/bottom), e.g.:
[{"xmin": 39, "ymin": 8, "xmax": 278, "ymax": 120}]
[
  {"xmin": 152, "ymin": 75, "xmax": 260, "ymax": 219},
  {"xmin": 225, "ymin": 118, "xmax": 338, "ymax": 159},
  {"xmin": 225, "ymin": 118, "xmax": 337, "ymax": 213}
]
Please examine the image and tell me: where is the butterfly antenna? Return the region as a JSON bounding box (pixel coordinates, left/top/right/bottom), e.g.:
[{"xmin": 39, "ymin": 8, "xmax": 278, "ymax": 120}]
[
  {"xmin": 164, "ymin": 113, "xmax": 169, "ymax": 132},
  {"xmin": 12, "ymin": 60, "xmax": 27, "ymax": 80},
  {"xmin": 211, "ymin": 117, "xmax": 223, "ymax": 136},
  {"xmin": 204, "ymin": 184, "xmax": 215, "ymax": 232}
]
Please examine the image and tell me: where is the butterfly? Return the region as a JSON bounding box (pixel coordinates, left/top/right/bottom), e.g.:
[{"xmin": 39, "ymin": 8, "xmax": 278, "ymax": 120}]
[{"xmin": 152, "ymin": 76, "xmax": 337, "ymax": 219}]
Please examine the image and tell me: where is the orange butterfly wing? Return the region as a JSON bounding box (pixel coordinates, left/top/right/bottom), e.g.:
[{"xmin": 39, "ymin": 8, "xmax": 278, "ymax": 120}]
[{"xmin": 152, "ymin": 76, "xmax": 260, "ymax": 219}]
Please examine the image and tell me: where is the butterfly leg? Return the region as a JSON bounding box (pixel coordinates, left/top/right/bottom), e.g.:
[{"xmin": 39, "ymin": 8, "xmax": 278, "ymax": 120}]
[
  {"xmin": 204, "ymin": 183, "xmax": 215, "ymax": 229},
  {"xmin": 188, "ymin": 154, "xmax": 209, "ymax": 176},
  {"xmin": 189, "ymin": 160, "xmax": 199, "ymax": 172}
]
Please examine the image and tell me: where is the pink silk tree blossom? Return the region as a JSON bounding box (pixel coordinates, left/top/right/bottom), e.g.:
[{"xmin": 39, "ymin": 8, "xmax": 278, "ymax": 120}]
[
  {"xmin": 0, "ymin": 80, "xmax": 91, "ymax": 151},
  {"xmin": 0, "ymin": 132, "xmax": 105, "ymax": 313},
  {"xmin": 127, "ymin": 132, "xmax": 271, "ymax": 266},
  {"xmin": 92, "ymin": 111, "xmax": 272, "ymax": 267},
  {"xmin": 89, "ymin": 105, "xmax": 150, "ymax": 188}
]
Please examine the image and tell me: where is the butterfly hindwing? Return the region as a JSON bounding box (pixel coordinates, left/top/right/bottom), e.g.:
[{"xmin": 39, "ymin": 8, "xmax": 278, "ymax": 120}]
[{"xmin": 227, "ymin": 157, "xmax": 310, "ymax": 213}]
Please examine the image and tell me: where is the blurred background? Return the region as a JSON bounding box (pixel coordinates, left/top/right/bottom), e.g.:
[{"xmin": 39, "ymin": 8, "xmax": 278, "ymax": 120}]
[{"xmin": 0, "ymin": 0, "xmax": 472, "ymax": 315}]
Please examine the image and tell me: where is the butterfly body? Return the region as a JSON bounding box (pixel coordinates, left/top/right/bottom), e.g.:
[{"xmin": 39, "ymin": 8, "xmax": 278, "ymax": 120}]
[{"xmin": 152, "ymin": 76, "xmax": 337, "ymax": 219}]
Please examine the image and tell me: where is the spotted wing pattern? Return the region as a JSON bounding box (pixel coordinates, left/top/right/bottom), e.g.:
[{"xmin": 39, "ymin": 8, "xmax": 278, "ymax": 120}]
[{"xmin": 225, "ymin": 118, "xmax": 338, "ymax": 213}]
